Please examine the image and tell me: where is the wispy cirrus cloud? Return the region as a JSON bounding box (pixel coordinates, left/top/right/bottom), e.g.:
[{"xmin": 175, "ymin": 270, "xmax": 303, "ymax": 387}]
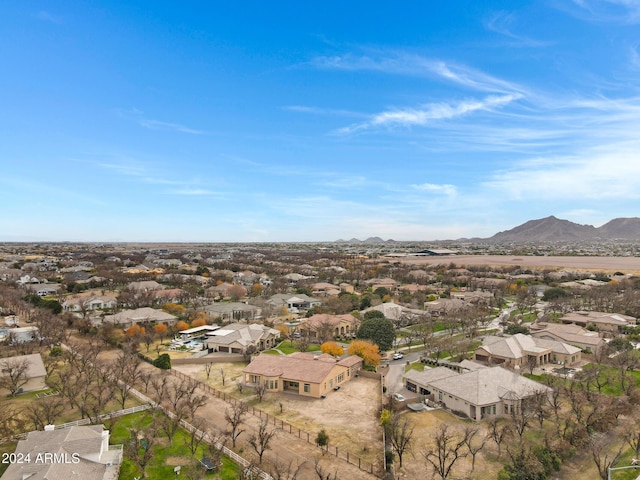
[
  {"xmin": 630, "ymin": 45, "xmax": 640, "ymax": 69},
  {"xmin": 484, "ymin": 141, "xmax": 640, "ymax": 200},
  {"xmin": 559, "ymin": 0, "xmax": 640, "ymax": 24},
  {"xmin": 411, "ymin": 183, "xmax": 457, "ymax": 196},
  {"xmin": 36, "ymin": 11, "xmax": 63, "ymax": 23},
  {"xmin": 167, "ymin": 188, "xmax": 221, "ymax": 196},
  {"xmin": 310, "ymin": 52, "xmax": 528, "ymax": 95},
  {"xmin": 138, "ymin": 119, "xmax": 204, "ymax": 135},
  {"xmin": 484, "ymin": 11, "xmax": 553, "ymax": 47},
  {"xmin": 335, "ymin": 94, "xmax": 521, "ymax": 134},
  {"xmin": 115, "ymin": 108, "xmax": 205, "ymax": 135},
  {"xmin": 283, "ymin": 105, "xmax": 366, "ymax": 118},
  {"xmin": 97, "ymin": 160, "xmax": 209, "ymax": 189}
]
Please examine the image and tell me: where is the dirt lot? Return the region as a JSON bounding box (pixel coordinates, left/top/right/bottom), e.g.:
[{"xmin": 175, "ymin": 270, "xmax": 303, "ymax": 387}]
[
  {"xmin": 387, "ymin": 255, "xmax": 640, "ymax": 274},
  {"xmin": 174, "ymin": 362, "xmax": 383, "ymax": 478},
  {"xmin": 393, "ymin": 408, "xmax": 503, "ymax": 480}
]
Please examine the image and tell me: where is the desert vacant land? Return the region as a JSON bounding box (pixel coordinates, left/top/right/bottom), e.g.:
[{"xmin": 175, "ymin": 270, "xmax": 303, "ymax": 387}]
[{"xmin": 389, "ymin": 255, "xmax": 640, "ymax": 274}]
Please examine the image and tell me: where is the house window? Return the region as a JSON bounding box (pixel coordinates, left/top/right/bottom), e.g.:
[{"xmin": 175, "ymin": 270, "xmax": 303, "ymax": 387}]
[
  {"xmin": 492, "ymin": 405, "xmax": 496, "ymax": 415},
  {"xmin": 438, "ymin": 392, "xmax": 443, "ymax": 401},
  {"xmin": 337, "ymin": 373, "xmax": 344, "ymax": 383},
  {"xmin": 304, "ymin": 384, "xmax": 310, "ymax": 393},
  {"xmin": 329, "ymin": 379, "xmax": 333, "ymax": 388}
]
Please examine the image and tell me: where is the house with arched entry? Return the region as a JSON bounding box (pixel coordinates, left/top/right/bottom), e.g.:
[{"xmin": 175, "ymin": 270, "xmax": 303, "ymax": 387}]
[
  {"xmin": 300, "ymin": 314, "xmax": 360, "ymax": 342},
  {"xmin": 473, "ymin": 333, "xmax": 582, "ymax": 369}
]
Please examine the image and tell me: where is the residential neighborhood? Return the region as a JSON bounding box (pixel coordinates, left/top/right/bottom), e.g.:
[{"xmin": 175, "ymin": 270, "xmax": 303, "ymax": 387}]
[{"xmin": 2, "ymin": 241, "xmax": 640, "ymax": 480}]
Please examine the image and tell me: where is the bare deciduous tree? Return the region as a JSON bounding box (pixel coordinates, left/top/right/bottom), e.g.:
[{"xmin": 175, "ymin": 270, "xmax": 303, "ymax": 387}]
[
  {"xmin": 591, "ymin": 434, "xmax": 623, "ymax": 480},
  {"xmin": 423, "ymin": 424, "xmax": 471, "ymax": 480},
  {"xmin": 268, "ymin": 457, "xmax": 305, "ymax": 480},
  {"xmin": 462, "ymin": 426, "xmax": 485, "ymax": 472},
  {"xmin": 248, "ymin": 417, "xmax": 277, "ymax": 464},
  {"xmin": 204, "ymin": 362, "xmax": 214, "ymax": 380},
  {"xmin": 255, "ymin": 381, "xmax": 267, "ymax": 402},
  {"xmin": 387, "ymin": 413, "xmax": 414, "ymax": 468},
  {"xmin": 486, "ymin": 418, "xmax": 511, "ymax": 458},
  {"xmin": 225, "ymin": 402, "xmax": 248, "ymax": 448},
  {"xmin": 313, "ymin": 457, "xmax": 338, "ymax": 480},
  {"xmin": 0, "ymin": 357, "xmax": 31, "ymax": 396},
  {"xmin": 26, "ymin": 395, "xmax": 65, "ymax": 430}
]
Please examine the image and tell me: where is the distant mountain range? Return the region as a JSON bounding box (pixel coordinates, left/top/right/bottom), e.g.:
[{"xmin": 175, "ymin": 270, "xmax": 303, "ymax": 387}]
[
  {"xmin": 335, "ymin": 237, "xmax": 388, "ymax": 244},
  {"xmin": 336, "ymin": 217, "xmax": 640, "ymax": 244},
  {"xmin": 487, "ymin": 216, "xmax": 640, "ymax": 243}
]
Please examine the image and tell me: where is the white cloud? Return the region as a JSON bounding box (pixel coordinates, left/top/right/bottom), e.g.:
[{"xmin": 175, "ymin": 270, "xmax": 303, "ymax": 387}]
[
  {"xmin": 168, "ymin": 188, "xmax": 220, "ymax": 196},
  {"xmin": 484, "ymin": 11, "xmax": 553, "ymax": 47},
  {"xmin": 138, "ymin": 119, "xmax": 204, "ymax": 135},
  {"xmin": 336, "ymin": 94, "xmax": 521, "ymax": 134},
  {"xmin": 411, "ymin": 183, "xmax": 457, "ymax": 196},
  {"xmin": 310, "ymin": 52, "xmax": 527, "ymax": 95},
  {"xmin": 485, "ymin": 142, "xmax": 640, "ymax": 200},
  {"xmin": 36, "ymin": 11, "xmax": 63, "ymax": 23},
  {"xmin": 283, "ymin": 105, "xmax": 365, "ymax": 118}
]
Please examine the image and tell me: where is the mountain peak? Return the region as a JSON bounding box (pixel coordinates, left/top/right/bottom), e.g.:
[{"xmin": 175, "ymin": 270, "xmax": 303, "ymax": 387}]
[{"xmin": 489, "ymin": 216, "xmax": 640, "ymax": 243}]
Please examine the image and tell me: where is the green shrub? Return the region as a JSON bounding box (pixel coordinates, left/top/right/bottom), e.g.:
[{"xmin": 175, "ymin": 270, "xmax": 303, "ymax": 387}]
[{"xmin": 153, "ymin": 353, "xmax": 171, "ymax": 369}]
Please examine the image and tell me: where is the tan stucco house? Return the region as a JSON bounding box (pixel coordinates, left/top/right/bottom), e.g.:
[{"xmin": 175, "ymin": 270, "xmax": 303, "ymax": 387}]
[
  {"xmin": 205, "ymin": 323, "xmax": 280, "ymax": 354},
  {"xmin": 243, "ymin": 352, "xmax": 363, "ymax": 398},
  {"xmin": 474, "ymin": 333, "xmax": 582, "ymax": 369},
  {"xmin": 300, "ymin": 314, "xmax": 360, "ymax": 341},
  {"xmin": 405, "ymin": 365, "xmax": 551, "ymax": 421}
]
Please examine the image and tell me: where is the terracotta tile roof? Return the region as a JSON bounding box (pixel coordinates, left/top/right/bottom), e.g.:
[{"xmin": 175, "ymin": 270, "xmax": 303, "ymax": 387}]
[{"xmin": 244, "ymin": 353, "xmax": 361, "ymax": 384}]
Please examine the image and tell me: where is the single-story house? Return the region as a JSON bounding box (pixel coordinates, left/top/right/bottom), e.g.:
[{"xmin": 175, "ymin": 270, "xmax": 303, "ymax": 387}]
[
  {"xmin": 3, "ymin": 326, "xmax": 39, "ymax": 343},
  {"xmin": 449, "ymin": 290, "xmax": 494, "ymax": 304},
  {"xmin": 268, "ymin": 294, "xmax": 321, "ymax": 314},
  {"xmin": 103, "ymin": 307, "xmax": 177, "ymax": 328},
  {"xmin": 27, "ymin": 284, "xmax": 62, "ymax": 297},
  {"xmin": 202, "ymin": 302, "xmax": 262, "ymax": 322},
  {"xmin": 0, "ymin": 353, "xmax": 47, "ymax": 395},
  {"xmin": 176, "ymin": 325, "xmax": 220, "ymax": 341},
  {"xmin": 423, "ymin": 298, "xmax": 471, "ymax": 317},
  {"xmin": 474, "ymin": 333, "xmax": 582, "ymax": 369},
  {"xmin": 205, "ymin": 323, "xmax": 280, "ymax": 354},
  {"xmin": 405, "ymin": 365, "xmax": 551, "ymax": 420},
  {"xmin": 559, "ymin": 311, "xmax": 636, "ymax": 334},
  {"xmin": 205, "ymin": 283, "xmax": 247, "ymax": 299},
  {"xmin": 126, "ymin": 280, "xmax": 164, "ymax": 292},
  {"xmin": 300, "ymin": 314, "xmax": 360, "ymax": 341},
  {"xmin": 63, "ymin": 292, "xmax": 118, "ymax": 312},
  {"xmin": 1, "ymin": 424, "xmax": 122, "ymax": 480},
  {"xmin": 529, "ymin": 322, "xmax": 605, "ymax": 354},
  {"xmin": 363, "ymin": 302, "xmax": 423, "ymax": 324},
  {"xmin": 243, "ymin": 352, "xmax": 363, "ymax": 398},
  {"xmin": 311, "ymin": 282, "xmax": 342, "ymax": 297}
]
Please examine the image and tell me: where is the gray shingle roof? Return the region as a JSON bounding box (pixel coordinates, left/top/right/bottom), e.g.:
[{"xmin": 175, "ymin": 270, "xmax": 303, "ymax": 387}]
[{"xmin": 427, "ymin": 366, "xmax": 550, "ymax": 406}]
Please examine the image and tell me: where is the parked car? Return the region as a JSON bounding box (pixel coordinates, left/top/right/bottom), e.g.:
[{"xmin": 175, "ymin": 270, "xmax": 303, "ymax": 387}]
[
  {"xmin": 393, "ymin": 352, "xmax": 404, "ymax": 360},
  {"xmin": 393, "ymin": 393, "xmax": 405, "ymax": 402}
]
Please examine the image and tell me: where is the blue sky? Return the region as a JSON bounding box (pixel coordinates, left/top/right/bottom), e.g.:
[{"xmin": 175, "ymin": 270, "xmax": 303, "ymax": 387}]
[{"xmin": 2, "ymin": 1, "xmax": 640, "ymax": 242}]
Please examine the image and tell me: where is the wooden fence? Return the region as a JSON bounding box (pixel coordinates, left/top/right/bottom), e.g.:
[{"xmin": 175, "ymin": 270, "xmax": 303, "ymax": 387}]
[
  {"xmin": 0, "ymin": 404, "xmax": 151, "ymax": 445},
  {"xmin": 169, "ymin": 369, "xmax": 381, "ymax": 477}
]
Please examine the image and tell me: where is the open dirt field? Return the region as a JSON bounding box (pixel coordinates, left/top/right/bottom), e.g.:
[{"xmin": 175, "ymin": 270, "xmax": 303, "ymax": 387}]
[
  {"xmin": 393, "ymin": 408, "xmax": 504, "ymax": 480},
  {"xmin": 174, "ymin": 362, "xmax": 383, "ymax": 478},
  {"xmin": 387, "ymin": 255, "xmax": 640, "ymax": 274}
]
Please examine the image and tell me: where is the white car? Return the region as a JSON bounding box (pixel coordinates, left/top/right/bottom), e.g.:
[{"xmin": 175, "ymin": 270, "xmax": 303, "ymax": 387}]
[
  {"xmin": 393, "ymin": 353, "xmax": 404, "ymax": 360},
  {"xmin": 393, "ymin": 393, "xmax": 405, "ymax": 402}
]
